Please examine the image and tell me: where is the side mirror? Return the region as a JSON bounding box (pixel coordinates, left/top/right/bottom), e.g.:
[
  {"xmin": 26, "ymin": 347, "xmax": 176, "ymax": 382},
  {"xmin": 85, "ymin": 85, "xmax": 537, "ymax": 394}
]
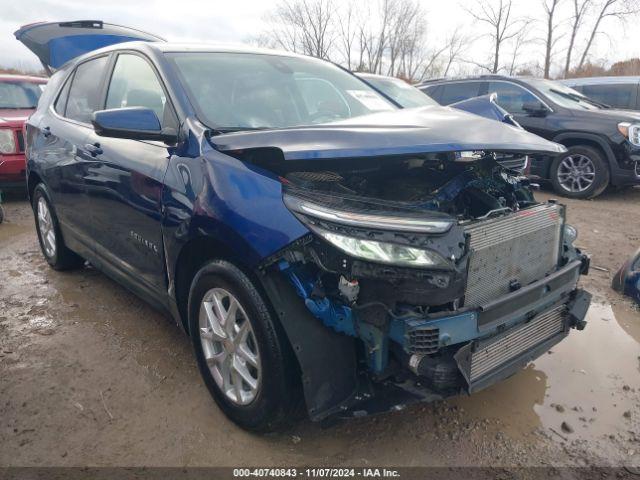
[
  {"xmin": 522, "ymin": 101, "xmax": 549, "ymax": 117},
  {"xmin": 92, "ymin": 107, "xmax": 177, "ymax": 144}
]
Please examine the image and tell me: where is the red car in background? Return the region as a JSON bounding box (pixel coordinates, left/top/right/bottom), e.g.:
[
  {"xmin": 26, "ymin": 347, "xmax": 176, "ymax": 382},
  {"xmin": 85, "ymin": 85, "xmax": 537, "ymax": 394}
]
[{"xmin": 0, "ymin": 74, "xmax": 47, "ymax": 188}]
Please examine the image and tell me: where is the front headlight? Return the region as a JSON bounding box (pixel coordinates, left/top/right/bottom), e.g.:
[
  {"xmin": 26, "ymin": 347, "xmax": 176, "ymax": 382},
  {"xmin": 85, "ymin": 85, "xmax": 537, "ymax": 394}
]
[
  {"xmin": 618, "ymin": 122, "xmax": 640, "ymax": 146},
  {"xmin": 283, "ymin": 194, "xmax": 453, "ymax": 234},
  {"xmin": 0, "ymin": 129, "xmax": 16, "ymax": 154},
  {"xmin": 316, "ymin": 229, "xmax": 449, "ymax": 268}
]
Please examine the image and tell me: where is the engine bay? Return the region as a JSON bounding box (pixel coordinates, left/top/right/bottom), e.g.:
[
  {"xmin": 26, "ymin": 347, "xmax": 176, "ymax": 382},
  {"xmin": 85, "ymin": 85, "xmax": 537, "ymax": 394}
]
[{"xmin": 281, "ymin": 153, "xmax": 535, "ymax": 221}]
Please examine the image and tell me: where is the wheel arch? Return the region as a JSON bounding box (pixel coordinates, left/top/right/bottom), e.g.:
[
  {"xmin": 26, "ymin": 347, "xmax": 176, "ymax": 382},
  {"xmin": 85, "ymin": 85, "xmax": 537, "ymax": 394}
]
[
  {"xmin": 27, "ymin": 170, "xmax": 44, "ymax": 202},
  {"xmin": 551, "ymin": 132, "xmax": 614, "ymax": 173},
  {"xmin": 172, "ymin": 234, "xmax": 252, "ymax": 334}
]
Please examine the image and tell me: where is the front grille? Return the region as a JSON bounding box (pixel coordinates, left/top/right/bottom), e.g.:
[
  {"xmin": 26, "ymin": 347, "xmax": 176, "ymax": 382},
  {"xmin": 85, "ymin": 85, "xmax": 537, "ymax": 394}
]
[
  {"xmin": 463, "ymin": 204, "xmax": 562, "ymax": 308},
  {"xmin": 15, "ymin": 130, "xmax": 24, "ymax": 153},
  {"xmin": 468, "ymin": 305, "xmax": 566, "ymax": 382},
  {"xmin": 407, "ymin": 326, "xmax": 440, "ymax": 354}
]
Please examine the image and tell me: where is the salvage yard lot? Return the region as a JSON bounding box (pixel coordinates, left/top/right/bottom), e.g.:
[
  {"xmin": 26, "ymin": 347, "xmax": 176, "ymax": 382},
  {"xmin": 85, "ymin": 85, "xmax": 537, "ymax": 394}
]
[{"xmin": 0, "ymin": 187, "xmax": 639, "ymax": 469}]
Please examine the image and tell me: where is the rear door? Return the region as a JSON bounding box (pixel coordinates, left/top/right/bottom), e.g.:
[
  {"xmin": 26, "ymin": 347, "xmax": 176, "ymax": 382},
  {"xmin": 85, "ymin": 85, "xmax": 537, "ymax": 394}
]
[
  {"xmin": 30, "ymin": 54, "xmax": 111, "ymax": 248},
  {"xmin": 83, "ymin": 51, "xmax": 177, "ymax": 296},
  {"xmin": 15, "ymin": 20, "xmax": 164, "ymax": 73}
]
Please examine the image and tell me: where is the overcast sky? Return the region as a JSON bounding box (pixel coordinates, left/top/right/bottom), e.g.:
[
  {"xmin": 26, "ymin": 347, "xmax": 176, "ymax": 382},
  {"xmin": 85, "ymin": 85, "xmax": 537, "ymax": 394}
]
[{"xmin": 2, "ymin": 0, "xmax": 638, "ymax": 75}]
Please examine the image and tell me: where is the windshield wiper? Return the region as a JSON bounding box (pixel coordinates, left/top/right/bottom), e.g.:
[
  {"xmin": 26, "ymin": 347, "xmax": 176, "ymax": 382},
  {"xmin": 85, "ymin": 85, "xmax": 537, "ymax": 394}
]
[
  {"xmin": 549, "ymin": 89, "xmax": 609, "ymax": 109},
  {"xmin": 208, "ymin": 127, "xmax": 270, "ymax": 136}
]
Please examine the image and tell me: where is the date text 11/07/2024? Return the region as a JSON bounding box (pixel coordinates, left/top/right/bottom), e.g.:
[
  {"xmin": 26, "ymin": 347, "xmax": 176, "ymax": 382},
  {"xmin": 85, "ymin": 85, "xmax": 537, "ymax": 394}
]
[{"xmin": 232, "ymin": 468, "xmax": 401, "ymax": 478}]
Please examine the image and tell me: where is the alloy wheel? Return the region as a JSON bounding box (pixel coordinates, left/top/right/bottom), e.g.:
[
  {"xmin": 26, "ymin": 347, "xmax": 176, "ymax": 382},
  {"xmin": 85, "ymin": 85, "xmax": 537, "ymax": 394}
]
[
  {"xmin": 37, "ymin": 197, "xmax": 56, "ymax": 258},
  {"xmin": 198, "ymin": 288, "xmax": 261, "ymax": 406},
  {"xmin": 557, "ymin": 154, "xmax": 596, "ymax": 193}
]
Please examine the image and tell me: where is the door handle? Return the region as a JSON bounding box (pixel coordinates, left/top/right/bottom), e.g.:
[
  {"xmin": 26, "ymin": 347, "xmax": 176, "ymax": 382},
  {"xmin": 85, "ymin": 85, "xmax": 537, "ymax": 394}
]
[
  {"xmin": 84, "ymin": 142, "xmax": 103, "ymax": 157},
  {"xmin": 43, "ymin": 126, "xmax": 51, "ymax": 138}
]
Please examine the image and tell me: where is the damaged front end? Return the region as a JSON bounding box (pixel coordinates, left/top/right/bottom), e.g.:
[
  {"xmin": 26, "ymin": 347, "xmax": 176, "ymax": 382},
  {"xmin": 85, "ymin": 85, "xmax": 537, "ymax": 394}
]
[
  {"xmin": 210, "ymin": 109, "xmax": 590, "ymax": 421},
  {"xmin": 246, "ymin": 148, "xmax": 591, "ymax": 421}
]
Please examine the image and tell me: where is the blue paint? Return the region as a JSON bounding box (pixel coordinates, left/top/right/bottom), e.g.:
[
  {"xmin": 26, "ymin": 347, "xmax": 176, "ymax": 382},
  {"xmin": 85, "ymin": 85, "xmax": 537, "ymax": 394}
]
[
  {"xmin": 48, "ymin": 35, "xmax": 143, "ymax": 68},
  {"xmin": 613, "ymin": 248, "xmax": 640, "ymax": 305},
  {"xmin": 450, "ymin": 94, "xmax": 519, "ymax": 126},
  {"xmin": 389, "ymin": 311, "xmax": 478, "ymax": 350},
  {"xmin": 278, "ymin": 260, "xmax": 392, "ymax": 371},
  {"xmin": 212, "ymin": 107, "xmax": 566, "ymax": 162},
  {"xmin": 93, "ymin": 107, "xmax": 161, "ymax": 132},
  {"xmin": 278, "ymin": 260, "xmax": 356, "ymax": 337}
]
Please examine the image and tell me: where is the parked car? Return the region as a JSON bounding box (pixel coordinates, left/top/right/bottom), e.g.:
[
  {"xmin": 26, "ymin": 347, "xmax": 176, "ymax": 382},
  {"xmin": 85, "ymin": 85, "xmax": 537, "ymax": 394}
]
[
  {"xmin": 561, "ymin": 76, "xmax": 640, "ymax": 111},
  {"xmin": 18, "ymin": 20, "xmax": 591, "ymax": 432},
  {"xmin": 357, "ymin": 72, "xmax": 529, "ymax": 173},
  {"xmin": 0, "ymin": 74, "xmax": 47, "ymax": 188},
  {"xmin": 419, "ymin": 75, "xmax": 640, "ymax": 198}
]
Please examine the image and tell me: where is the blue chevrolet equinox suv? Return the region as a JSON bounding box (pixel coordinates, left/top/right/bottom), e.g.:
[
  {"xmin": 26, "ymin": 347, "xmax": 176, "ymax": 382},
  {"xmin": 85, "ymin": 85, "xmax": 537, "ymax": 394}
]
[{"xmin": 17, "ymin": 21, "xmax": 591, "ymax": 431}]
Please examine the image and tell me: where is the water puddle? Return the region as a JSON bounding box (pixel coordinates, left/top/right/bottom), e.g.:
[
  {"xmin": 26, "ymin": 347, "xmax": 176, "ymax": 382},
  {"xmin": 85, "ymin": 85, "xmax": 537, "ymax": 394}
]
[{"xmin": 451, "ymin": 303, "xmax": 640, "ymax": 453}]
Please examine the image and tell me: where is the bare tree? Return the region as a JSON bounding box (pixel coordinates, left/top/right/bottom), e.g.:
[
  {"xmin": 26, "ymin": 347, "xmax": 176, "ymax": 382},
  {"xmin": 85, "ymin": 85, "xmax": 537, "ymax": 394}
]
[
  {"xmin": 260, "ymin": 0, "xmax": 336, "ymax": 59},
  {"xmin": 336, "ymin": 1, "xmax": 357, "ymax": 69},
  {"xmin": 442, "ymin": 28, "xmax": 470, "ymax": 77},
  {"xmin": 577, "ymin": 0, "xmax": 640, "ymax": 69},
  {"xmin": 564, "ymin": 0, "xmax": 592, "ymax": 76},
  {"xmin": 542, "ymin": 0, "xmax": 563, "ymax": 78},
  {"xmin": 507, "ymin": 19, "xmax": 533, "ymax": 75},
  {"xmin": 465, "ymin": 0, "xmax": 524, "ymax": 73}
]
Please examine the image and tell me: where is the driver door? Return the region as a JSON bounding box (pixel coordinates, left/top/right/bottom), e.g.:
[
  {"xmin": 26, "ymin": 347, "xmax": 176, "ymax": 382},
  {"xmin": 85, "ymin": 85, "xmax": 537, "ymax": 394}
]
[
  {"xmin": 487, "ymin": 81, "xmax": 550, "ymax": 138},
  {"xmin": 84, "ymin": 52, "xmax": 178, "ymax": 298}
]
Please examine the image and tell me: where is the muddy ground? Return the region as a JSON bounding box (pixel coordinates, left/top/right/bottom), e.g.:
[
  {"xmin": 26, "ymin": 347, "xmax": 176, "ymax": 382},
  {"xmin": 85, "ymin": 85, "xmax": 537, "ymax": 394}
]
[{"xmin": 0, "ymin": 187, "xmax": 639, "ymax": 472}]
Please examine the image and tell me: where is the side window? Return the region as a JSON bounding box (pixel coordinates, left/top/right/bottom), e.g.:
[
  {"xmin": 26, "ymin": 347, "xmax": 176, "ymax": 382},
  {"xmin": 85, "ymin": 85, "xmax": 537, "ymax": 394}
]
[
  {"xmin": 439, "ymin": 82, "xmax": 482, "ymax": 105},
  {"xmin": 487, "ymin": 81, "xmax": 538, "ymax": 114},
  {"xmin": 65, "ymin": 56, "xmax": 109, "ymax": 123},
  {"xmin": 579, "ymin": 83, "xmax": 637, "ymax": 110},
  {"xmin": 106, "ymin": 54, "xmax": 169, "ymax": 126},
  {"xmin": 54, "ymin": 72, "xmax": 73, "ymax": 115}
]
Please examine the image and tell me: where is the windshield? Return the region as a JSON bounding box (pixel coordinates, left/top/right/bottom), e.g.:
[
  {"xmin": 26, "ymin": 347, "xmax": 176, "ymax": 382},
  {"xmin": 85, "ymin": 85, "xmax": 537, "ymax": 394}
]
[
  {"xmin": 526, "ymin": 78, "xmax": 602, "ymax": 110},
  {"xmin": 0, "ymin": 81, "xmax": 44, "ymax": 109},
  {"xmin": 166, "ymin": 52, "xmax": 396, "ymax": 130},
  {"xmin": 362, "ymin": 76, "xmax": 437, "ymax": 108}
]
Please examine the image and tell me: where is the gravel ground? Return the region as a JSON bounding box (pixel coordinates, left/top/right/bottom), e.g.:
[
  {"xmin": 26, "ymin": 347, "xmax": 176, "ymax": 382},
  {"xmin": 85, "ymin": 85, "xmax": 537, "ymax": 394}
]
[{"xmin": 0, "ymin": 187, "xmax": 639, "ymax": 472}]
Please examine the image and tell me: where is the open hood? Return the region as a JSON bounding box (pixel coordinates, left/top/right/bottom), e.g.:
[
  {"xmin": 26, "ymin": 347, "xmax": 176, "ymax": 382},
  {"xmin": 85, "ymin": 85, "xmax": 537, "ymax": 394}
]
[
  {"xmin": 14, "ymin": 20, "xmax": 165, "ymax": 73},
  {"xmin": 212, "ymin": 106, "xmax": 566, "ymax": 161}
]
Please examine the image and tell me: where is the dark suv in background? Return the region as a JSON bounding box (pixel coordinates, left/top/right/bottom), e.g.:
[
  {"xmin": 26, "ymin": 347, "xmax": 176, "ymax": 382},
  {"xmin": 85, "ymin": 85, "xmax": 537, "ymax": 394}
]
[
  {"xmin": 419, "ymin": 75, "xmax": 640, "ymax": 198},
  {"xmin": 562, "ymin": 76, "xmax": 640, "ymax": 111}
]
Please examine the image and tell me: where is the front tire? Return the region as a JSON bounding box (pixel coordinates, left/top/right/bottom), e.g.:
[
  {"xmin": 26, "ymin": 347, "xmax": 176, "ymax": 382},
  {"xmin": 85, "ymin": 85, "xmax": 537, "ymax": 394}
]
[
  {"xmin": 32, "ymin": 184, "xmax": 84, "ymax": 270},
  {"xmin": 188, "ymin": 260, "xmax": 301, "ymax": 432},
  {"xmin": 550, "ymin": 146, "xmax": 609, "ymax": 199}
]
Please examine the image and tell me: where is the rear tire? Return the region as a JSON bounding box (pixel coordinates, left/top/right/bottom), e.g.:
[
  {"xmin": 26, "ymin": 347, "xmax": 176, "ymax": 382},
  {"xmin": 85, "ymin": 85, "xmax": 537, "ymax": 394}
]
[
  {"xmin": 32, "ymin": 184, "xmax": 84, "ymax": 270},
  {"xmin": 188, "ymin": 259, "xmax": 301, "ymax": 432},
  {"xmin": 550, "ymin": 146, "xmax": 609, "ymax": 199}
]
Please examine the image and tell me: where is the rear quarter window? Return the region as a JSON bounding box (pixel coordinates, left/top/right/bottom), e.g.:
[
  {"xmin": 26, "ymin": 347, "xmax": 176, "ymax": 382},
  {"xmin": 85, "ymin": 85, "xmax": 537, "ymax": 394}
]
[
  {"xmin": 54, "ymin": 73, "xmax": 73, "ymax": 115},
  {"xmin": 578, "ymin": 83, "xmax": 638, "ymax": 110},
  {"xmin": 65, "ymin": 56, "xmax": 109, "ymax": 123}
]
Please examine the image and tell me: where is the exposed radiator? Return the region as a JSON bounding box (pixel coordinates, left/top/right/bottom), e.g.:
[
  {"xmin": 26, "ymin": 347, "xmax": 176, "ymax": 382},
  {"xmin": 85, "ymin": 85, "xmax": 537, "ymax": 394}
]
[
  {"xmin": 463, "ymin": 204, "xmax": 563, "ymax": 308},
  {"xmin": 468, "ymin": 305, "xmax": 566, "ymax": 382}
]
